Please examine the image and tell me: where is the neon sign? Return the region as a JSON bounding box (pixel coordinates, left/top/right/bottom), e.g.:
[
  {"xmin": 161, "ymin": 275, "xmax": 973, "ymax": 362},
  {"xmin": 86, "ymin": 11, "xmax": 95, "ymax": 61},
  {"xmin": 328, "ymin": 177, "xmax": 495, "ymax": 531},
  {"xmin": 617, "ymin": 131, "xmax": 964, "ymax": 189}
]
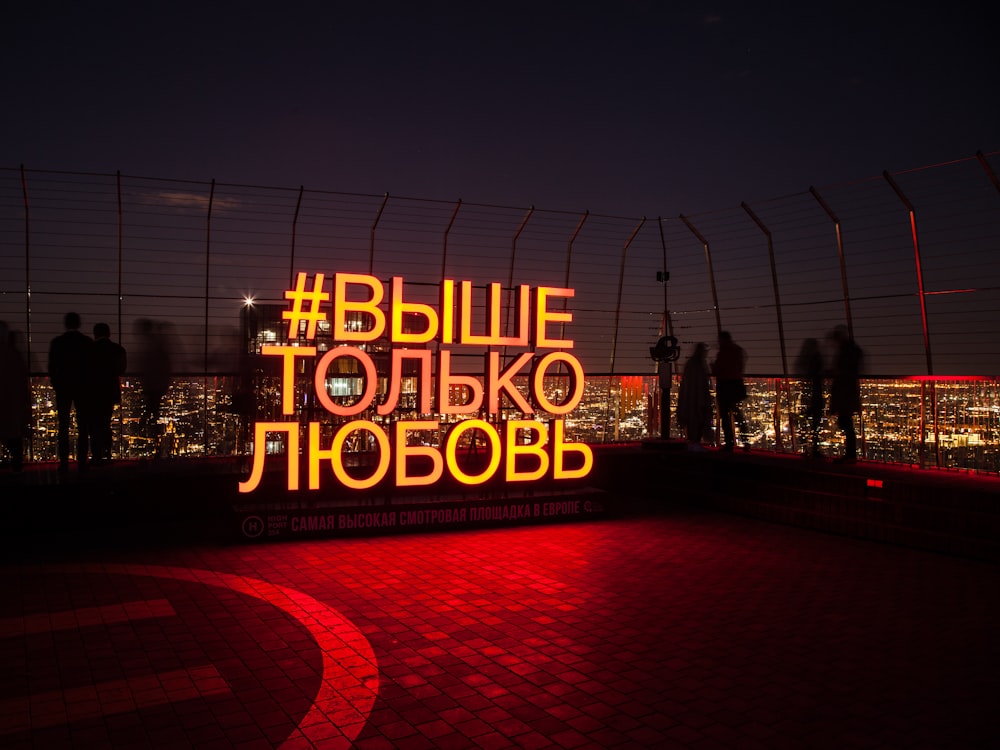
[{"xmin": 239, "ymin": 272, "xmax": 594, "ymax": 493}]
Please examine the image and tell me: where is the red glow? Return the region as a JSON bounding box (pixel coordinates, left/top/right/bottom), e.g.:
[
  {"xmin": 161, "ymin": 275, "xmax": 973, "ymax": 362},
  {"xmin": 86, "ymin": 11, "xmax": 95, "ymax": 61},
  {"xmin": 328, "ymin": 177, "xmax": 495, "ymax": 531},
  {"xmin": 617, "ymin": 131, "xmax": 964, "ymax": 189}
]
[
  {"xmin": 906, "ymin": 375, "xmax": 992, "ymax": 382},
  {"xmin": 69, "ymin": 563, "xmax": 379, "ymax": 748}
]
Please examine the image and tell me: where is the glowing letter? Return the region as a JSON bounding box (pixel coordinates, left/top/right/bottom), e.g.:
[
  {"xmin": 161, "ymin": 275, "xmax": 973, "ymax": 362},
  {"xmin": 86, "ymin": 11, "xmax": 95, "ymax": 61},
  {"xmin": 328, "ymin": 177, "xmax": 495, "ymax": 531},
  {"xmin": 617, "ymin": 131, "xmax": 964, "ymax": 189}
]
[
  {"xmin": 497, "ymin": 284, "xmax": 531, "ymax": 346},
  {"xmin": 378, "ymin": 349, "xmax": 433, "ymax": 415},
  {"xmin": 486, "ymin": 351, "xmax": 534, "ymax": 414},
  {"xmin": 333, "ymin": 273, "xmax": 385, "ymax": 341},
  {"xmin": 533, "ymin": 286, "xmax": 574, "ymax": 348},
  {"xmin": 283, "ymin": 272, "xmax": 330, "ymax": 340},
  {"xmin": 314, "ymin": 346, "xmax": 377, "ymax": 416},
  {"xmin": 261, "ymin": 345, "xmax": 317, "ymax": 415},
  {"xmin": 531, "ymin": 351, "xmax": 584, "ymax": 415},
  {"xmin": 445, "ymin": 419, "xmax": 501, "ymax": 485},
  {"xmin": 458, "ymin": 280, "xmax": 502, "ymax": 345},
  {"xmin": 550, "ymin": 419, "xmax": 593, "ymax": 480},
  {"xmin": 391, "ymin": 276, "xmax": 439, "ymax": 344},
  {"xmin": 309, "ymin": 421, "xmax": 389, "ymax": 490},
  {"xmin": 436, "ymin": 350, "xmax": 484, "ymax": 415},
  {"xmin": 439, "ymin": 279, "xmax": 455, "ymax": 344},
  {"xmin": 505, "ymin": 419, "xmax": 549, "ymax": 482},
  {"xmin": 394, "ymin": 420, "xmax": 444, "ymax": 487},
  {"xmin": 239, "ymin": 422, "xmax": 300, "ymax": 493}
]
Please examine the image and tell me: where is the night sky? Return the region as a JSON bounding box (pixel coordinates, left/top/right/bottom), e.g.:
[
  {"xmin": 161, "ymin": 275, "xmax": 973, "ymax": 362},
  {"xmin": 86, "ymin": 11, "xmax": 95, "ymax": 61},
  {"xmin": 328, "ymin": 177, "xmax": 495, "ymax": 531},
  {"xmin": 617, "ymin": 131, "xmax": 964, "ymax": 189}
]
[{"xmin": 3, "ymin": 2, "xmax": 997, "ymax": 217}]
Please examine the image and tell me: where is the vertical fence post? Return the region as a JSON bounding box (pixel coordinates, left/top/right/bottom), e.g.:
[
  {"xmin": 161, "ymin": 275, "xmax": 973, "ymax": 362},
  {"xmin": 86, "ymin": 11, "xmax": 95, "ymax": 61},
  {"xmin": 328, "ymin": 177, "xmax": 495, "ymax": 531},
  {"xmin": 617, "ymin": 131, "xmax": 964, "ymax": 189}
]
[
  {"xmin": 203, "ymin": 179, "xmax": 216, "ymax": 457},
  {"xmin": 369, "ymin": 192, "xmax": 389, "ymax": 276},
  {"xmin": 19, "ymin": 165, "xmax": 33, "ymax": 461},
  {"xmin": 808, "ymin": 186, "xmax": 854, "ymax": 339},
  {"xmin": 505, "ymin": 206, "xmax": 534, "ymax": 341},
  {"xmin": 440, "ymin": 199, "xmax": 462, "ymax": 282},
  {"xmin": 289, "ymin": 185, "xmax": 304, "ymax": 288},
  {"xmin": 560, "ymin": 211, "xmax": 589, "ymax": 344},
  {"xmin": 603, "ymin": 217, "xmax": 645, "ymax": 442},
  {"xmin": 742, "ymin": 202, "xmax": 790, "ymax": 450},
  {"xmin": 657, "ymin": 217, "xmax": 674, "ymax": 439},
  {"xmin": 19, "ymin": 166, "xmax": 32, "ymax": 371},
  {"xmin": 116, "ymin": 171, "xmax": 123, "ymax": 339},
  {"xmin": 810, "ymin": 184, "xmax": 866, "ymax": 458},
  {"xmin": 116, "ymin": 171, "xmax": 124, "ymax": 459},
  {"xmin": 680, "ymin": 214, "xmax": 722, "ymax": 334},
  {"xmin": 884, "ymin": 170, "xmax": 938, "ymax": 468}
]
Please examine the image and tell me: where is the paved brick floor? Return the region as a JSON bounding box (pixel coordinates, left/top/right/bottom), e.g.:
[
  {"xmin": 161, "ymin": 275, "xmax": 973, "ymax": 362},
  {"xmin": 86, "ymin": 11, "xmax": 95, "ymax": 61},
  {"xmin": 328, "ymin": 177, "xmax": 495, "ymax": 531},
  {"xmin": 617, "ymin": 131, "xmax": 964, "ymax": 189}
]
[{"xmin": 1, "ymin": 508, "xmax": 998, "ymax": 749}]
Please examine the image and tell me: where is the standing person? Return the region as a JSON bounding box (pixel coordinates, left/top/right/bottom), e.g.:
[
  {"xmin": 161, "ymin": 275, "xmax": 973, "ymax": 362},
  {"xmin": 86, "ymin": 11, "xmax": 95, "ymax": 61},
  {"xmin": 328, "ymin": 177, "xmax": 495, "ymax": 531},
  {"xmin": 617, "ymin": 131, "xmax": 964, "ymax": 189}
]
[
  {"xmin": 795, "ymin": 337, "xmax": 825, "ymax": 459},
  {"xmin": 87, "ymin": 322, "xmax": 127, "ymax": 465},
  {"xmin": 828, "ymin": 325, "xmax": 863, "ymax": 464},
  {"xmin": 0, "ymin": 321, "xmax": 31, "ymax": 473},
  {"xmin": 48, "ymin": 312, "xmax": 93, "ymax": 474},
  {"xmin": 711, "ymin": 330, "xmax": 749, "ymax": 452},
  {"xmin": 676, "ymin": 342, "xmax": 713, "ymax": 450}
]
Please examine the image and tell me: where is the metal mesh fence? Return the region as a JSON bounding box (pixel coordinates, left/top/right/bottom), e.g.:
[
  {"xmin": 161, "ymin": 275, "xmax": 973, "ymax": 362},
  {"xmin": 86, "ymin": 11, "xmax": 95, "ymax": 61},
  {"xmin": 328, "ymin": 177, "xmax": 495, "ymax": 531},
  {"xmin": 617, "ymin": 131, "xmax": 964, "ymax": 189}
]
[{"xmin": 1, "ymin": 153, "xmax": 999, "ymax": 471}]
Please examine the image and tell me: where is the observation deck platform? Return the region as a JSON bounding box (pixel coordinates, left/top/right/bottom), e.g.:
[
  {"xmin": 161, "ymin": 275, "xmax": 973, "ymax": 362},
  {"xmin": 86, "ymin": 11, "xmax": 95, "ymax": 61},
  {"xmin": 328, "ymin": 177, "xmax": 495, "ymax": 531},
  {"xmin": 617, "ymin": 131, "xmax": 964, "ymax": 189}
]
[{"xmin": 1, "ymin": 448, "xmax": 998, "ymax": 747}]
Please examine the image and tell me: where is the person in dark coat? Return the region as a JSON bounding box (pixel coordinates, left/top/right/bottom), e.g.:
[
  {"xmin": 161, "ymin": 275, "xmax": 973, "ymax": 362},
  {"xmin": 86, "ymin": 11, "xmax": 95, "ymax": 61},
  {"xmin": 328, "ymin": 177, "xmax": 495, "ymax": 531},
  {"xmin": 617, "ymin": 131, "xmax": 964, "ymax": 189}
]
[
  {"xmin": 828, "ymin": 325, "xmax": 863, "ymax": 463},
  {"xmin": 48, "ymin": 312, "xmax": 93, "ymax": 473},
  {"xmin": 711, "ymin": 331, "xmax": 749, "ymax": 451},
  {"xmin": 87, "ymin": 322, "xmax": 127, "ymax": 465},
  {"xmin": 677, "ymin": 342, "xmax": 713, "ymax": 449}
]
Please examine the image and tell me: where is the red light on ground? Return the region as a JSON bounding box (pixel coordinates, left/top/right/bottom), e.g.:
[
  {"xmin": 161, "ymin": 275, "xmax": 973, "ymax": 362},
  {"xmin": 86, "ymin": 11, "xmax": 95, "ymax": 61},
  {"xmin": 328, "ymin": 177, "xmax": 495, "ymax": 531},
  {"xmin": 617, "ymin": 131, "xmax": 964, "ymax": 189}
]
[{"xmin": 866, "ymin": 478, "xmax": 883, "ymax": 489}]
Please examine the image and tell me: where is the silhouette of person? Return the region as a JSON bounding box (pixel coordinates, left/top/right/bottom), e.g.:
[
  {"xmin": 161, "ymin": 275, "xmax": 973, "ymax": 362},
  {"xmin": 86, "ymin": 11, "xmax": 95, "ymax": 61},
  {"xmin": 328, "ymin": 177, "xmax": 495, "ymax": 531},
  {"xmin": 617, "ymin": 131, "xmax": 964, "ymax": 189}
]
[
  {"xmin": 676, "ymin": 342, "xmax": 713, "ymax": 450},
  {"xmin": 135, "ymin": 318, "xmax": 172, "ymax": 457},
  {"xmin": 87, "ymin": 322, "xmax": 127, "ymax": 465},
  {"xmin": 48, "ymin": 312, "xmax": 93, "ymax": 474},
  {"xmin": 0, "ymin": 321, "xmax": 31, "ymax": 473},
  {"xmin": 795, "ymin": 337, "xmax": 825, "ymax": 458},
  {"xmin": 828, "ymin": 325, "xmax": 863, "ymax": 464},
  {"xmin": 711, "ymin": 330, "xmax": 749, "ymax": 452}
]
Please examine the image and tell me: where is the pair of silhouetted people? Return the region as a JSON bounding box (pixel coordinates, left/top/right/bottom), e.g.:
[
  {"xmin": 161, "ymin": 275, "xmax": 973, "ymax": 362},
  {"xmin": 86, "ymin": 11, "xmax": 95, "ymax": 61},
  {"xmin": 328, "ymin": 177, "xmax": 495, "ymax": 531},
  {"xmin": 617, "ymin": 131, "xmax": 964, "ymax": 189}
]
[
  {"xmin": 47, "ymin": 313, "xmax": 127, "ymax": 473},
  {"xmin": 794, "ymin": 328, "xmax": 864, "ymax": 462}
]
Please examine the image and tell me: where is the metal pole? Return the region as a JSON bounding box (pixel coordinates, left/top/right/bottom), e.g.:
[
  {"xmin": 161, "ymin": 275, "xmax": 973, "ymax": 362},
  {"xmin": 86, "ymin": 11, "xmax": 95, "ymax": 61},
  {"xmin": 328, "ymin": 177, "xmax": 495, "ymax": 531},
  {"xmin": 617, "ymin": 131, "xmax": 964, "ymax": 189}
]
[
  {"xmin": 559, "ymin": 211, "xmax": 589, "ymax": 344},
  {"xmin": 680, "ymin": 214, "xmax": 722, "ymax": 334},
  {"xmin": 19, "ymin": 166, "xmax": 32, "ymax": 370},
  {"xmin": 656, "ymin": 216, "xmax": 673, "ymax": 439},
  {"xmin": 742, "ymin": 202, "xmax": 789, "ymax": 450},
  {"xmin": 116, "ymin": 171, "xmax": 124, "ymax": 460},
  {"xmin": 369, "ymin": 192, "xmax": 389, "ymax": 276},
  {"xmin": 203, "ymin": 179, "xmax": 216, "ymax": 456},
  {"xmin": 883, "ymin": 170, "xmax": 938, "ymax": 468},
  {"xmin": 19, "ymin": 165, "xmax": 33, "ymax": 461},
  {"xmin": 289, "ymin": 185, "xmax": 304, "ymax": 288},
  {"xmin": 116, "ymin": 171, "xmax": 123, "ymax": 339},
  {"xmin": 603, "ymin": 217, "xmax": 645, "ymax": 442},
  {"xmin": 440, "ymin": 199, "xmax": 462, "ymax": 282},
  {"xmin": 505, "ymin": 206, "xmax": 534, "ymax": 340},
  {"xmin": 809, "ymin": 186, "xmax": 854, "ymax": 339}
]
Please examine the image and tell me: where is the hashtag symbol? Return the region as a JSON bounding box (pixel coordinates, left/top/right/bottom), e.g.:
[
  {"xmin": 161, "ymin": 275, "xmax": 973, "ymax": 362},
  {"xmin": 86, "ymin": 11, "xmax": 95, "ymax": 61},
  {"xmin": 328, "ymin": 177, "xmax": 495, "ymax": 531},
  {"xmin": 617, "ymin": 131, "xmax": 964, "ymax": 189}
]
[{"xmin": 283, "ymin": 272, "xmax": 330, "ymax": 340}]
